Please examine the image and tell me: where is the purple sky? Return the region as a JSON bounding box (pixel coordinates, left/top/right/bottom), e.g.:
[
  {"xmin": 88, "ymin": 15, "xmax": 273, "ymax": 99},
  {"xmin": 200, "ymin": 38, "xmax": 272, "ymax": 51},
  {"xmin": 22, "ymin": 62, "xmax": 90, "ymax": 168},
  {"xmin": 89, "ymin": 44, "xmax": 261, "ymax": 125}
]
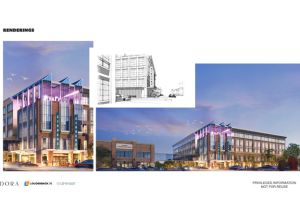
[
  {"xmin": 3, "ymin": 41, "xmax": 93, "ymax": 99},
  {"xmin": 97, "ymin": 64, "xmax": 300, "ymax": 153}
]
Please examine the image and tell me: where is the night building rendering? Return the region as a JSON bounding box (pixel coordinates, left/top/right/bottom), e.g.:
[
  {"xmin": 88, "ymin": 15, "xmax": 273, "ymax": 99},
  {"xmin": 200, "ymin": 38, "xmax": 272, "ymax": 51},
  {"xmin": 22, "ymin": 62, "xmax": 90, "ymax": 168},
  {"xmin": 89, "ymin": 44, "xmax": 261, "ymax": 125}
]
[
  {"xmin": 173, "ymin": 123, "xmax": 286, "ymax": 169},
  {"xmin": 3, "ymin": 75, "xmax": 93, "ymax": 167},
  {"xmin": 96, "ymin": 139, "xmax": 155, "ymax": 168},
  {"xmin": 115, "ymin": 54, "xmax": 156, "ymax": 98},
  {"xmin": 97, "ymin": 55, "xmax": 111, "ymax": 104}
]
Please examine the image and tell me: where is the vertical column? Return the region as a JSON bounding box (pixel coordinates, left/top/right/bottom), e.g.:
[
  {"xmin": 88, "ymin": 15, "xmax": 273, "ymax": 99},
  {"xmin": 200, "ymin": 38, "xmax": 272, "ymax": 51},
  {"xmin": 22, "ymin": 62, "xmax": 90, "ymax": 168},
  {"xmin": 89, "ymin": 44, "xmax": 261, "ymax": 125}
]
[{"xmin": 48, "ymin": 151, "xmax": 53, "ymax": 166}]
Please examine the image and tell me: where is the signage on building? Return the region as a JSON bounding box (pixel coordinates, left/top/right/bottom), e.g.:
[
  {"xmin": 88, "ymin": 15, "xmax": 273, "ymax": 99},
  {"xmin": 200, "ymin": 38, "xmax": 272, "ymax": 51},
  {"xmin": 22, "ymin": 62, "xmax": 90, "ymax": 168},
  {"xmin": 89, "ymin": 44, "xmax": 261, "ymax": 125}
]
[
  {"xmin": 55, "ymin": 112, "xmax": 60, "ymax": 149},
  {"xmin": 116, "ymin": 143, "xmax": 133, "ymax": 150},
  {"xmin": 74, "ymin": 114, "xmax": 78, "ymax": 150}
]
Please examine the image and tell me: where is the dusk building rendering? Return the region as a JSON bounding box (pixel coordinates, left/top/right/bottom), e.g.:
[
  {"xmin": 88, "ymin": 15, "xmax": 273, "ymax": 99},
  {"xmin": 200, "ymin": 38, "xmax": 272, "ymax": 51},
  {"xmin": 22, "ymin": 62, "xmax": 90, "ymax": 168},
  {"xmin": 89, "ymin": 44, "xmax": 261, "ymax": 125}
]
[
  {"xmin": 115, "ymin": 54, "xmax": 156, "ymax": 98},
  {"xmin": 3, "ymin": 75, "xmax": 93, "ymax": 167},
  {"xmin": 173, "ymin": 122, "xmax": 286, "ymax": 169}
]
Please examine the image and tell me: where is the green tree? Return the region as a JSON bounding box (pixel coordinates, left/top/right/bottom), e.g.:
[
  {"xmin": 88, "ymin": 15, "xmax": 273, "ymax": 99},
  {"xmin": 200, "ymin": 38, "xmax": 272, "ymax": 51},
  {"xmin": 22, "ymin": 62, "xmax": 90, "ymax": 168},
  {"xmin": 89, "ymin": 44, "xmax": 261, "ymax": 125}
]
[
  {"xmin": 96, "ymin": 146, "xmax": 112, "ymax": 168},
  {"xmin": 284, "ymin": 143, "xmax": 300, "ymax": 159},
  {"xmin": 155, "ymin": 161, "xmax": 163, "ymax": 169}
]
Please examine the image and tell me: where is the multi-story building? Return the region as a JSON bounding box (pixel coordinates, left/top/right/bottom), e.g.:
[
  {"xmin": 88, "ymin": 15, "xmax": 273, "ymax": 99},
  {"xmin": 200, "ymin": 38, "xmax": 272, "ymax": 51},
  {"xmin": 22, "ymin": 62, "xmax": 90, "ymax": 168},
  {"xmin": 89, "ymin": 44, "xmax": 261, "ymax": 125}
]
[
  {"xmin": 96, "ymin": 139, "xmax": 155, "ymax": 168},
  {"xmin": 115, "ymin": 54, "xmax": 156, "ymax": 98},
  {"xmin": 173, "ymin": 122, "xmax": 286, "ymax": 169},
  {"xmin": 97, "ymin": 55, "xmax": 111, "ymax": 104},
  {"xmin": 3, "ymin": 74, "xmax": 93, "ymax": 166}
]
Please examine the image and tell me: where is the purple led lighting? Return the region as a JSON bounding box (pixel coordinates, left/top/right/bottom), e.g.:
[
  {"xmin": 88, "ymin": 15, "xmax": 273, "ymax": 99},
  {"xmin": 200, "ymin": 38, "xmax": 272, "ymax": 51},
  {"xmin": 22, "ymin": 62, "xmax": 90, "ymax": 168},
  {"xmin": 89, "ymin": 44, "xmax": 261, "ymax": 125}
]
[{"xmin": 63, "ymin": 90, "xmax": 80, "ymax": 98}]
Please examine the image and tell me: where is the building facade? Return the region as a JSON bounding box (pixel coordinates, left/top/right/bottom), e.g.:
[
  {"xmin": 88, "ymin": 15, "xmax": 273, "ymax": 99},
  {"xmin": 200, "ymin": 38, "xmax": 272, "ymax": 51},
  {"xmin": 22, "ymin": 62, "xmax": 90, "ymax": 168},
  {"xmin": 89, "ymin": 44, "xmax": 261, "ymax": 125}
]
[
  {"xmin": 115, "ymin": 54, "xmax": 156, "ymax": 98},
  {"xmin": 173, "ymin": 123, "xmax": 286, "ymax": 169},
  {"xmin": 97, "ymin": 55, "xmax": 111, "ymax": 104},
  {"xmin": 97, "ymin": 139, "xmax": 155, "ymax": 168},
  {"xmin": 3, "ymin": 75, "xmax": 93, "ymax": 166}
]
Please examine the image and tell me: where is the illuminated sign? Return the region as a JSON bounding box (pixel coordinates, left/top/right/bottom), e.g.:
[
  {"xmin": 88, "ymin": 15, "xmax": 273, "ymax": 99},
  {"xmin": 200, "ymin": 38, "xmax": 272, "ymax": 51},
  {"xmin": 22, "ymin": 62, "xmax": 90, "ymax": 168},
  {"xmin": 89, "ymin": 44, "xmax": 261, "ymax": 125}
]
[
  {"xmin": 116, "ymin": 143, "xmax": 133, "ymax": 150},
  {"xmin": 55, "ymin": 112, "xmax": 60, "ymax": 149},
  {"xmin": 74, "ymin": 114, "xmax": 78, "ymax": 150}
]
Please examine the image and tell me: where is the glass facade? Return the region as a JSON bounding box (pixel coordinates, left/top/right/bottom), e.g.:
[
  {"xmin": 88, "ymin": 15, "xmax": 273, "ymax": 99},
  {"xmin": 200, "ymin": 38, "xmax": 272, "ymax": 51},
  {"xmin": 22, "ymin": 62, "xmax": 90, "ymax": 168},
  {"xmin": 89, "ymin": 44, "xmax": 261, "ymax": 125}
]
[
  {"xmin": 42, "ymin": 99, "xmax": 51, "ymax": 130},
  {"xmin": 74, "ymin": 104, "xmax": 83, "ymax": 132},
  {"xmin": 116, "ymin": 150, "xmax": 133, "ymax": 158},
  {"xmin": 60, "ymin": 101, "xmax": 70, "ymax": 131}
]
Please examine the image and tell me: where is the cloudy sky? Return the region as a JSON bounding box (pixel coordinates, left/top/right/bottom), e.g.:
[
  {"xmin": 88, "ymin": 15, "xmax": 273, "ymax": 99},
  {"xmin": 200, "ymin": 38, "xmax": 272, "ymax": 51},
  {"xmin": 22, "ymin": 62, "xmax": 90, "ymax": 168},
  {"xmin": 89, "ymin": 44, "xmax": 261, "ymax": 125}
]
[
  {"xmin": 96, "ymin": 64, "xmax": 300, "ymax": 153},
  {"xmin": 3, "ymin": 41, "xmax": 93, "ymax": 99}
]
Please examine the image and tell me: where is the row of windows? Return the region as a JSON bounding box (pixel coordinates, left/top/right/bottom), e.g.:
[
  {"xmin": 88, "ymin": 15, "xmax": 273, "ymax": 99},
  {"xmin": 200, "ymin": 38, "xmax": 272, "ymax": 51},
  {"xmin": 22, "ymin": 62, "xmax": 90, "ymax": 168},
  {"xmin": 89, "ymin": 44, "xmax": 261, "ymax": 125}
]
[
  {"xmin": 115, "ymin": 68, "xmax": 146, "ymax": 77},
  {"xmin": 116, "ymin": 150, "xmax": 132, "ymax": 158},
  {"xmin": 116, "ymin": 151, "xmax": 151, "ymax": 158},
  {"xmin": 115, "ymin": 79, "xmax": 146, "ymax": 87},
  {"xmin": 233, "ymin": 132, "xmax": 285, "ymax": 143},
  {"xmin": 136, "ymin": 152, "xmax": 151, "ymax": 159},
  {"xmin": 42, "ymin": 137, "xmax": 70, "ymax": 150},
  {"xmin": 115, "ymin": 57, "xmax": 146, "ymax": 67}
]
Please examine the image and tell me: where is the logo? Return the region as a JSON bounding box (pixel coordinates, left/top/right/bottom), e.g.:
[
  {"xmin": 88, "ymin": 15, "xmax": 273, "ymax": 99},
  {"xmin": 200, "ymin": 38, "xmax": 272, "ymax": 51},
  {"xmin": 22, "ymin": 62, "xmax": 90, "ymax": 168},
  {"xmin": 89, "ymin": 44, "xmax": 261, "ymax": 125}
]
[
  {"xmin": 0, "ymin": 181, "xmax": 19, "ymax": 187},
  {"xmin": 23, "ymin": 181, "xmax": 53, "ymax": 186},
  {"xmin": 24, "ymin": 181, "xmax": 30, "ymax": 186}
]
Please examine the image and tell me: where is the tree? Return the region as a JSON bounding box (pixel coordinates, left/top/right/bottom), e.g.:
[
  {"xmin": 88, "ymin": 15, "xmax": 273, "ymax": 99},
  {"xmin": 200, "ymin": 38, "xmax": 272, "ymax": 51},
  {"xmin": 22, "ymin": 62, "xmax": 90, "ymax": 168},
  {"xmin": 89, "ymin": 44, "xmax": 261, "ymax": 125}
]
[
  {"xmin": 163, "ymin": 160, "xmax": 175, "ymax": 169},
  {"xmin": 96, "ymin": 146, "xmax": 112, "ymax": 168},
  {"xmin": 87, "ymin": 143, "xmax": 93, "ymax": 159},
  {"xmin": 155, "ymin": 161, "xmax": 163, "ymax": 169},
  {"xmin": 284, "ymin": 143, "xmax": 300, "ymax": 159}
]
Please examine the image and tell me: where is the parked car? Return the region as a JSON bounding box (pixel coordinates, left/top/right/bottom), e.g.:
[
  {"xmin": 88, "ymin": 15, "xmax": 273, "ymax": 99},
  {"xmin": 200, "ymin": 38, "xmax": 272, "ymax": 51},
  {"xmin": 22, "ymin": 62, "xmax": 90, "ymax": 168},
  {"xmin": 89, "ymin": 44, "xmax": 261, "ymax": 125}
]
[
  {"xmin": 116, "ymin": 94, "xmax": 131, "ymax": 102},
  {"xmin": 229, "ymin": 165, "xmax": 244, "ymax": 170},
  {"xmin": 257, "ymin": 165, "xmax": 277, "ymax": 171},
  {"xmin": 74, "ymin": 159, "xmax": 93, "ymax": 169},
  {"xmin": 18, "ymin": 162, "xmax": 38, "ymax": 167},
  {"xmin": 169, "ymin": 94, "xmax": 176, "ymax": 98}
]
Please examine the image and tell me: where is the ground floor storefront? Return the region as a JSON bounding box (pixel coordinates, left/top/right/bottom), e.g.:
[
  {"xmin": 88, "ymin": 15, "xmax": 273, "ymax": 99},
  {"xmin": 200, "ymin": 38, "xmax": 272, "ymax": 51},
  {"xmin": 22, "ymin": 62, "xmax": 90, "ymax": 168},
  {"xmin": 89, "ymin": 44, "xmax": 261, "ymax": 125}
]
[
  {"xmin": 192, "ymin": 159, "xmax": 273, "ymax": 169},
  {"xmin": 4, "ymin": 150, "xmax": 87, "ymax": 167}
]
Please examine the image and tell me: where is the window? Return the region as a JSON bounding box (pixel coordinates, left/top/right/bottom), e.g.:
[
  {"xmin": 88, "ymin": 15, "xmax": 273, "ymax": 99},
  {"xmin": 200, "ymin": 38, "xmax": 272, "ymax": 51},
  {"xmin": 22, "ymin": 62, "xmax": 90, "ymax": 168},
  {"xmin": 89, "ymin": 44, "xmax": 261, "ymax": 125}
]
[
  {"xmin": 8, "ymin": 129, "xmax": 13, "ymax": 137},
  {"xmin": 74, "ymin": 104, "xmax": 83, "ymax": 132},
  {"xmin": 210, "ymin": 134, "xmax": 215, "ymax": 150},
  {"xmin": 138, "ymin": 57, "xmax": 145, "ymax": 65},
  {"xmin": 137, "ymin": 152, "xmax": 151, "ymax": 159},
  {"xmin": 42, "ymin": 99, "xmax": 51, "ymax": 130},
  {"xmin": 98, "ymin": 76, "xmax": 110, "ymax": 102},
  {"xmin": 42, "ymin": 138, "xmax": 48, "ymax": 149},
  {"xmin": 7, "ymin": 115, "xmax": 13, "ymax": 125},
  {"xmin": 63, "ymin": 139, "xmax": 67, "ymax": 150},
  {"xmin": 115, "ymin": 59, "xmax": 121, "ymax": 68},
  {"xmin": 7, "ymin": 103, "xmax": 13, "ymax": 112},
  {"xmin": 83, "ymin": 109, "xmax": 88, "ymax": 121},
  {"xmin": 116, "ymin": 150, "xmax": 132, "ymax": 158},
  {"xmin": 60, "ymin": 102, "xmax": 70, "ymax": 131}
]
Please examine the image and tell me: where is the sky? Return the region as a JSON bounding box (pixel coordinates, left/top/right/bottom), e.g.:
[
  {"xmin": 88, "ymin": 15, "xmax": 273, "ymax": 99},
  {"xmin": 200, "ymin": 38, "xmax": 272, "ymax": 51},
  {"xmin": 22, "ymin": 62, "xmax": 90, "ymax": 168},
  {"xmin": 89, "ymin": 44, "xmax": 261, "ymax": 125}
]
[
  {"xmin": 96, "ymin": 64, "xmax": 300, "ymax": 154},
  {"xmin": 3, "ymin": 41, "xmax": 93, "ymax": 99}
]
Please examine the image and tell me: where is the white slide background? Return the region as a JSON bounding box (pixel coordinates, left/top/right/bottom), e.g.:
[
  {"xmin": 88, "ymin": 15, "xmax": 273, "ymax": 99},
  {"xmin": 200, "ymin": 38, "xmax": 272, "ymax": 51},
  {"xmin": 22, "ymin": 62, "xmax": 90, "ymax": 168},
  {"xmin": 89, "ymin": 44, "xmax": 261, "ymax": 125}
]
[{"xmin": 1, "ymin": 0, "xmax": 300, "ymax": 200}]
